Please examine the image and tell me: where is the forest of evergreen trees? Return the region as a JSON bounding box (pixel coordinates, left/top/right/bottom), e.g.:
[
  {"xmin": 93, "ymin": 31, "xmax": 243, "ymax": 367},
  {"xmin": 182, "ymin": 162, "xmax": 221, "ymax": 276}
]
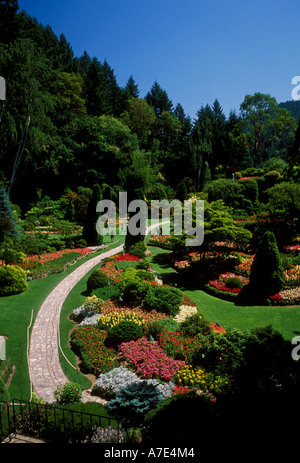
[{"xmin": 1, "ymin": 0, "xmax": 300, "ymax": 218}]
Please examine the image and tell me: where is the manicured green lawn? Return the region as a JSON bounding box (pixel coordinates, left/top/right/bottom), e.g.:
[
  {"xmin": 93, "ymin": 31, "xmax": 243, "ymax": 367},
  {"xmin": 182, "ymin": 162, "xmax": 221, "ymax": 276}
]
[
  {"xmin": 146, "ymin": 246, "xmax": 300, "ymax": 341},
  {"xmin": 0, "ymin": 236, "xmax": 124, "ymax": 400}
]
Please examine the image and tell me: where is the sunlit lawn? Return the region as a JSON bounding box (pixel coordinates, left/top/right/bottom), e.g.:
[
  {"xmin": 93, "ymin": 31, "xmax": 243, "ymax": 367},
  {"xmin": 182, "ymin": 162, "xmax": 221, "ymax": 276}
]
[
  {"xmin": 0, "ymin": 235, "xmax": 124, "ymax": 400},
  {"xmin": 146, "ymin": 246, "xmax": 300, "ymax": 341}
]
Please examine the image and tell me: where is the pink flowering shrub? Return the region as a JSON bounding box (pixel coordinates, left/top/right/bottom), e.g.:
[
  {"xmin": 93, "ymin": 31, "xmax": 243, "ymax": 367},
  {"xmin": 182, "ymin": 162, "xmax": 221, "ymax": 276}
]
[{"xmin": 118, "ymin": 336, "xmax": 185, "ymax": 382}]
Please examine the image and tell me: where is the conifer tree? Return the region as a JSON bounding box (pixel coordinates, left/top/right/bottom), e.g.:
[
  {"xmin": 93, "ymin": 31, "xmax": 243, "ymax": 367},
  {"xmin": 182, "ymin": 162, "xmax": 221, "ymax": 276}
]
[
  {"xmin": 82, "ymin": 184, "xmax": 103, "ymax": 246},
  {"xmin": 239, "ymin": 231, "xmax": 285, "ymax": 304}
]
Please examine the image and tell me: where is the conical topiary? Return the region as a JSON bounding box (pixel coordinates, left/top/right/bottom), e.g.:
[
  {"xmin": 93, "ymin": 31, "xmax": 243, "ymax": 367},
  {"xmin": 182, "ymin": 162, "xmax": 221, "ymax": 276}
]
[
  {"xmin": 82, "ymin": 184, "xmax": 103, "ymax": 246},
  {"xmin": 249, "ymin": 231, "xmax": 285, "ymax": 300}
]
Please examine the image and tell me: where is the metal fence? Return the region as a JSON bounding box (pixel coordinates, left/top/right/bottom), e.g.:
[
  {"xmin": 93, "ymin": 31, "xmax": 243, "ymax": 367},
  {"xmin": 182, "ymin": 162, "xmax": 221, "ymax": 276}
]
[{"xmin": 0, "ymin": 398, "xmax": 121, "ymax": 443}]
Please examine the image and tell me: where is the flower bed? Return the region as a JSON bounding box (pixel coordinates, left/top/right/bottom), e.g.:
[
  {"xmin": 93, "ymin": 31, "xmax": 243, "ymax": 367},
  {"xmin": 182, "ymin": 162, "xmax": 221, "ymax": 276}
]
[
  {"xmin": 71, "ymin": 325, "xmax": 119, "ymax": 374},
  {"xmin": 173, "ymin": 365, "xmax": 231, "ymax": 396},
  {"xmin": 207, "ymin": 272, "xmax": 249, "ymax": 295},
  {"xmin": 282, "ymin": 244, "xmax": 300, "ymax": 252},
  {"xmin": 284, "ymin": 265, "xmax": 300, "ymax": 287},
  {"xmin": 118, "ymin": 336, "xmax": 185, "ymax": 382},
  {"xmin": 92, "ymin": 366, "xmax": 175, "ymax": 400},
  {"xmin": 112, "ymin": 253, "xmax": 140, "ymax": 261},
  {"xmin": 15, "ymin": 248, "xmax": 94, "ymax": 278},
  {"xmin": 147, "ymin": 235, "xmax": 173, "ymax": 249},
  {"xmin": 157, "ymin": 329, "xmax": 203, "ymax": 363},
  {"xmin": 270, "ymin": 287, "xmax": 300, "ymax": 305},
  {"xmin": 100, "ymin": 299, "xmax": 168, "ymax": 325}
]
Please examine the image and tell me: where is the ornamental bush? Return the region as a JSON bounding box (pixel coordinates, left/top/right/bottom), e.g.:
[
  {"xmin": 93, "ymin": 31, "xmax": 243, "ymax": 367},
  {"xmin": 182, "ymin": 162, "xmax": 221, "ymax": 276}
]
[
  {"xmin": 0, "ymin": 264, "xmax": 28, "ymax": 296},
  {"xmin": 225, "ymin": 277, "xmax": 243, "ymax": 289},
  {"xmin": 105, "ymin": 380, "xmax": 162, "ymax": 429},
  {"xmin": 87, "ymin": 269, "xmax": 109, "ymax": 293},
  {"xmin": 105, "ymin": 320, "xmax": 144, "ymax": 347},
  {"xmin": 180, "ymin": 312, "xmax": 213, "ymax": 336},
  {"xmin": 143, "ymin": 285, "xmax": 183, "ymax": 316},
  {"xmin": 144, "ymin": 317, "xmax": 180, "ymax": 339},
  {"xmin": 241, "ymin": 231, "xmax": 285, "ymax": 303},
  {"xmin": 53, "ymin": 382, "xmax": 82, "ymax": 405}
]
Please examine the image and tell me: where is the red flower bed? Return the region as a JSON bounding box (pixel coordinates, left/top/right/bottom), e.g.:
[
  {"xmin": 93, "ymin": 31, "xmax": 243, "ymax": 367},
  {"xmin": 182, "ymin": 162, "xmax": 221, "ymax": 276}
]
[
  {"xmin": 157, "ymin": 329, "xmax": 203, "ymax": 363},
  {"xmin": 71, "ymin": 325, "xmax": 118, "ymax": 373},
  {"xmin": 113, "ymin": 253, "xmax": 139, "ymax": 261},
  {"xmin": 210, "ymin": 323, "xmax": 226, "ymax": 333},
  {"xmin": 172, "ymin": 385, "xmax": 191, "ymax": 395},
  {"xmin": 208, "ymin": 280, "xmax": 241, "ymax": 294},
  {"xmin": 15, "ymin": 248, "xmax": 93, "ymax": 274}
]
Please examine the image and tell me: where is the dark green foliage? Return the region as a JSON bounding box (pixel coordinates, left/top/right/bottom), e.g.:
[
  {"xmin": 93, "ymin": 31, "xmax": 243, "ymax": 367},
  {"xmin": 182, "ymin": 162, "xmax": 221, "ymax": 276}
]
[
  {"xmin": 0, "ymin": 375, "xmax": 10, "ymax": 402},
  {"xmin": 144, "ymin": 392, "xmax": 215, "ymax": 443},
  {"xmin": 136, "ymin": 260, "xmax": 150, "ymax": 270},
  {"xmin": 225, "ymin": 277, "xmax": 243, "ymax": 289},
  {"xmin": 121, "ymin": 279, "xmax": 149, "ymax": 304},
  {"xmin": 105, "ymin": 381, "xmax": 161, "ymax": 429},
  {"xmin": 82, "ymin": 184, "xmax": 103, "ymax": 246},
  {"xmin": 248, "ymin": 231, "xmax": 285, "ymax": 300},
  {"xmin": 180, "ymin": 312, "xmax": 212, "ymax": 336},
  {"xmin": 105, "ymin": 321, "xmax": 144, "ymax": 347},
  {"xmin": 143, "ymin": 285, "xmax": 183, "ymax": 316},
  {"xmin": 87, "ymin": 269, "xmax": 109, "ymax": 293},
  {"xmin": 92, "ymin": 285, "xmax": 121, "ymax": 301},
  {"xmin": 144, "ymin": 317, "xmax": 180, "ymax": 338}
]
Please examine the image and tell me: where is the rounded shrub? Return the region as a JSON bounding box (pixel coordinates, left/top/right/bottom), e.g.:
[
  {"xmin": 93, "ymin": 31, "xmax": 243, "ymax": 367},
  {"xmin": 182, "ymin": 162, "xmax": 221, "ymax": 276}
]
[
  {"xmin": 144, "ymin": 317, "xmax": 180, "ymax": 339},
  {"xmin": 0, "ymin": 265, "xmax": 28, "ymax": 296},
  {"xmin": 87, "ymin": 269, "xmax": 109, "ymax": 293},
  {"xmin": 225, "ymin": 277, "xmax": 243, "ymax": 289},
  {"xmin": 180, "ymin": 312, "xmax": 213, "ymax": 336},
  {"xmin": 53, "ymin": 382, "xmax": 82, "ymax": 405},
  {"xmin": 105, "ymin": 320, "xmax": 144, "ymax": 347},
  {"xmin": 143, "ymin": 285, "xmax": 183, "ymax": 316}
]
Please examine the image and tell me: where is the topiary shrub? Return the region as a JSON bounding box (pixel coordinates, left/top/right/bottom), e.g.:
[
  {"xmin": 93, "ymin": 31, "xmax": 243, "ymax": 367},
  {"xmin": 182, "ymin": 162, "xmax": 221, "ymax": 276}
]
[
  {"xmin": 105, "ymin": 320, "xmax": 144, "ymax": 347},
  {"xmin": 244, "ymin": 231, "xmax": 285, "ymax": 302},
  {"xmin": 180, "ymin": 312, "xmax": 213, "ymax": 336},
  {"xmin": 144, "ymin": 317, "xmax": 180, "ymax": 339},
  {"xmin": 128, "ymin": 247, "xmax": 145, "ymax": 258},
  {"xmin": 0, "ymin": 265, "xmax": 28, "ymax": 296},
  {"xmin": 121, "ymin": 278, "xmax": 150, "ymax": 304},
  {"xmin": 225, "ymin": 277, "xmax": 243, "ymax": 289},
  {"xmin": 87, "ymin": 269, "xmax": 109, "ymax": 293},
  {"xmin": 143, "ymin": 285, "xmax": 183, "ymax": 316},
  {"xmin": 92, "ymin": 285, "xmax": 121, "ymax": 301},
  {"xmin": 136, "ymin": 260, "xmax": 150, "ymax": 270}
]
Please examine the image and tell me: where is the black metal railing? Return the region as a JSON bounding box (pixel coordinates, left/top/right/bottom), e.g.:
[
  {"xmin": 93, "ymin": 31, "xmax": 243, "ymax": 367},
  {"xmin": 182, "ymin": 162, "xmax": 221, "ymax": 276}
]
[{"xmin": 0, "ymin": 398, "xmax": 121, "ymax": 443}]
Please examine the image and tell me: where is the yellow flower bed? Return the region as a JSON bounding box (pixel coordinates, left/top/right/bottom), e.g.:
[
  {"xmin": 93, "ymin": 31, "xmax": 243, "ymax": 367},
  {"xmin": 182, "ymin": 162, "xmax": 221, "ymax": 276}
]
[
  {"xmin": 174, "ymin": 365, "xmax": 230, "ymax": 395},
  {"xmin": 99, "ymin": 310, "xmax": 145, "ymax": 330}
]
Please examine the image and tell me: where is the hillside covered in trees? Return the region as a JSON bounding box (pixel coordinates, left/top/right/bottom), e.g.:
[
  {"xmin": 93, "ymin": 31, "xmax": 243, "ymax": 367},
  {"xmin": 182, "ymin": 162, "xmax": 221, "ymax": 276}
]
[{"xmin": 1, "ymin": 0, "xmax": 300, "ymax": 216}]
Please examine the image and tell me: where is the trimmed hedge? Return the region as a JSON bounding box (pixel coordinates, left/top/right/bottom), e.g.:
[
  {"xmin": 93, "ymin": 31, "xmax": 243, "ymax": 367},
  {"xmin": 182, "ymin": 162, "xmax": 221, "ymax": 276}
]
[{"xmin": 0, "ymin": 265, "xmax": 28, "ymax": 296}]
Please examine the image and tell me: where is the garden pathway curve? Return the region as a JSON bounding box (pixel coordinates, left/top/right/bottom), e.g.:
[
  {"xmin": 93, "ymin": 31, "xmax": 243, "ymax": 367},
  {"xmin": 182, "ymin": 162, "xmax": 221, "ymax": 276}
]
[{"xmin": 29, "ymin": 223, "xmax": 168, "ymax": 404}]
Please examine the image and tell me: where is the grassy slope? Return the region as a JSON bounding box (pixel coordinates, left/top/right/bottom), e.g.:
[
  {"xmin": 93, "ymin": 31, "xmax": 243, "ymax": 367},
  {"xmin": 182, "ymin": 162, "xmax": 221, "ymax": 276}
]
[{"xmin": 0, "ymin": 237, "xmax": 123, "ymax": 400}]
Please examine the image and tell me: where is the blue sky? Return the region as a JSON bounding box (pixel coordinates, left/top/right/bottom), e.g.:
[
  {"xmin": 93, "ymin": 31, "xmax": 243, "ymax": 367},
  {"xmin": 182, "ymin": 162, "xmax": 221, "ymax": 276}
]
[{"xmin": 17, "ymin": 0, "xmax": 300, "ymax": 120}]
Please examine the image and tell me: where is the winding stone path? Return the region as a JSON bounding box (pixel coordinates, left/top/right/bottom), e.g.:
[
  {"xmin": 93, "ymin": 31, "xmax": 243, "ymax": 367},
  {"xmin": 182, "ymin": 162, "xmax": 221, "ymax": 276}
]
[
  {"xmin": 29, "ymin": 244, "xmax": 124, "ymax": 403},
  {"xmin": 29, "ymin": 222, "xmax": 168, "ymax": 403}
]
